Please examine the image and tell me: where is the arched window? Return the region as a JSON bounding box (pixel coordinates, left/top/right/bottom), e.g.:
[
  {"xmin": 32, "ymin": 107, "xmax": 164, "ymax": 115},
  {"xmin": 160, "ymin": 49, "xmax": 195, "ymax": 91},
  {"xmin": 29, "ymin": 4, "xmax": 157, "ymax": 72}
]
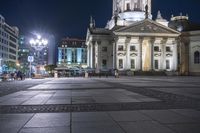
[{"xmin": 194, "ymin": 51, "xmax": 200, "ymax": 64}]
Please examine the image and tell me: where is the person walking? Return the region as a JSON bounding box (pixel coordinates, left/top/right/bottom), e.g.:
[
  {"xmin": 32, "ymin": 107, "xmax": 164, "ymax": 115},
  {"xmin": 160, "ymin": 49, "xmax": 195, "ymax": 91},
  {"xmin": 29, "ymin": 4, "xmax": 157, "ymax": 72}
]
[{"xmin": 114, "ymin": 69, "xmax": 119, "ymax": 78}]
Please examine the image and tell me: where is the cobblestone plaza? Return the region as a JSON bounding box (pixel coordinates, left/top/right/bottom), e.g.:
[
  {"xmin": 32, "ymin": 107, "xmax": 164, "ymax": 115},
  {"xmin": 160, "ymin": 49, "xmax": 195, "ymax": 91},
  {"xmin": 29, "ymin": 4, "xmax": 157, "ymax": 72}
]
[{"xmin": 0, "ymin": 76, "xmax": 200, "ymax": 133}]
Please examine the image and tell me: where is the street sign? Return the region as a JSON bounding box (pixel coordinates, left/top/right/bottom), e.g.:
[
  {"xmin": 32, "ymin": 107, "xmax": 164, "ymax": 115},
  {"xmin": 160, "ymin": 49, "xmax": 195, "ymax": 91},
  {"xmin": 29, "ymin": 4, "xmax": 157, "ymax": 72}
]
[{"xmin": 28, "ymin": 56, "xmax": 34, "ymax": 62}]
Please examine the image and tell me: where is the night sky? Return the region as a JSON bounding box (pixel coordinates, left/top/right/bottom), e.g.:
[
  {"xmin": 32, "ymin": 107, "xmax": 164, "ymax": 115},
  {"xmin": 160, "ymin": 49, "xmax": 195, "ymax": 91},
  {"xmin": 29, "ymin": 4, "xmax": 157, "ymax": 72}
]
[{"xmin": 0, "ymin": 0, "xmax": 200, "ymax": 40}]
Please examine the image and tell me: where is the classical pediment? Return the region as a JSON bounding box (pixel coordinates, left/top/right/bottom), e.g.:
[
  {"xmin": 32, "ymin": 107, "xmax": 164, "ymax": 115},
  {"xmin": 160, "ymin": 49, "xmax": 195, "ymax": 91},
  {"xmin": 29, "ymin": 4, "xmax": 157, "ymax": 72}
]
[{"xmin": 114, "ymin": 19, "xmax": 180, "ymax": 36}]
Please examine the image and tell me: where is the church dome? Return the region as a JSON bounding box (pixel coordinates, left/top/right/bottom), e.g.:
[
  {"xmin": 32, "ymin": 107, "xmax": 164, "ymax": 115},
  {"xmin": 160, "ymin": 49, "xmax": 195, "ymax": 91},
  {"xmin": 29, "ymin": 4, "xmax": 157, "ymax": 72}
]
[
  {"xmin": 107, "ymin": 0, "xmax": 152, "ymax": 29},
  {"xmin": 113, "ymin": 0, "xmax": 152, "ymax": 21},
  {"xmin": 106, "ymin": 0, "xmax": 152, "ymax": 29}
]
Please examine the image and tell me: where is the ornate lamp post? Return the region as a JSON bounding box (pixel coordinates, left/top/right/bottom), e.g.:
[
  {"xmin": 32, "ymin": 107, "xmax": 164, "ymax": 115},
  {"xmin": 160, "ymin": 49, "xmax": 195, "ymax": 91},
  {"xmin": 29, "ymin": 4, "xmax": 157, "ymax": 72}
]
[
  {"xmin": 29, "ymin": 35, "xmax": 48, "ymax": 76},
  {"xmin": 29, "ymin": 35, "xmax": 48, "ymax": 51}
]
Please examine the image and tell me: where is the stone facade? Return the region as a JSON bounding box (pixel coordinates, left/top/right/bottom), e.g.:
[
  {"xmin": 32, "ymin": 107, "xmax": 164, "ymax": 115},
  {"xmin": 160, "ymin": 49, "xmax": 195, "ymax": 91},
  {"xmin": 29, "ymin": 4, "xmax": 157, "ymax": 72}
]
[
  {"xmin": 0, "ymin": 14, "xmax": 19, "ymax": 73},
  {"xmin": 57, "ymin": 38, "xmax": 87, "ymax": 68},
  {"xmin": 169, "ymin": 15, "xmax": 200, "ymax": 76},
  {"xmin": 108, "ymin": 0, "xmax": 152, "ymax": 30},
  {"xmin": 0, "ymin": 15, "xmax": 19, "ymax": 64},
  {"xmin": 179, "ymin": 31, "xmax": 200, "ymax": 75},
  {"xmin": 86, "ymin": 0, "xmax": 200, "ymax": 75}
]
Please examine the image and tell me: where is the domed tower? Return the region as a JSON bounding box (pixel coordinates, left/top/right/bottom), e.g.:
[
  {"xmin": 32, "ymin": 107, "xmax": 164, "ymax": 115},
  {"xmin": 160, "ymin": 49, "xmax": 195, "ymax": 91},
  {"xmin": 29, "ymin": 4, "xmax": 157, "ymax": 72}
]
[
  {"xmin": 113, "ymin": 0, "xmax": 151, "ymax": 15},
  {"xmin": 107, "ymin": 0, "xmax": 152, "ymax": 29}
]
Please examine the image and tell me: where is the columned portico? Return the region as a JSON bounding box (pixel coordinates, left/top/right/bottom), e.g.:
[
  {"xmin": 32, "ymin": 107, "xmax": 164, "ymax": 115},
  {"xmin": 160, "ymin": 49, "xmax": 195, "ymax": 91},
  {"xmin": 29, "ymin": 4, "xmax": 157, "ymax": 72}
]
[
  {"xmin": 88, "ymin": 42, "xmax": 95, "ymax": 68},
  {"xmin": 113, "ymin": 19, "xmax": 180, "ymax": 73},
  {"xmin": 142, "ymin": 38, "xmax": 152, "ymax": 71},
  {"xmin": 94, "ymin": 41, "xmax": 100, "ymax": 71},
  {"xmin": 86, "ymin": 14, "xmax": 180, "ymax": 75},
  {"xmin": 87, "ymin": 43, "xmax": 90, "ymax": 67},
  {"xmin": 173, "ymin": 42, "xmax": 178, "ymax": 70},
  {"xmin": 139, "ymin": 38, "xmax": 143, "ymax": 71},
  {"xmin": 113, "ymin": 41, "xmax": 117, "ymax": 69}
]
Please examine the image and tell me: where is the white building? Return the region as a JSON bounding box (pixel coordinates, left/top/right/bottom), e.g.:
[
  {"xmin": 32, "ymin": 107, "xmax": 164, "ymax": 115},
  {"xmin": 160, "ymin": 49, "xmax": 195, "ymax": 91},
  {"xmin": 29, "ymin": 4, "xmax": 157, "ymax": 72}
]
[
  {"xmin": 169, "ymin": 15, "xmax": 200, "ymax": 75},
  {"xmin": 108, "ymin": 0, "xmax": 152, "ymax": 29},
  {"xmin": 86, "ymin": 0, "xmax": 181, "ymax": 75},
  {"xmin": 0, "ymin": 14, "xmax": 19, "ymax": 73}
]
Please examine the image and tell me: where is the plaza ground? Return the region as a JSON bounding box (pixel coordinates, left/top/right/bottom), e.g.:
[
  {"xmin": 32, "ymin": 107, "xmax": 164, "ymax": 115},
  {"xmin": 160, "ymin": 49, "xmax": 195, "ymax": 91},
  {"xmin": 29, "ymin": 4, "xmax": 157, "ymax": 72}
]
[{"xmin": 0, "ymin": 76, "xmax": 200, "ymax": 133}]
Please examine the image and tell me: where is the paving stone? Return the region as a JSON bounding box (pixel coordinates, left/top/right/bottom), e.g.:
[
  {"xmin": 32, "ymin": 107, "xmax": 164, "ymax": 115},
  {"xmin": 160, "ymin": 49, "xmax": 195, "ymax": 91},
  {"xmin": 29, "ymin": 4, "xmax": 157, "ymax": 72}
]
[
  {"xmin": 0, "ymin": 79, "xmax": 53, "ymax": 96},
  {"xmin": 167, "ymin": 123, "xmax": 200, "ymax": 133},
  {"xmin": 72, "ymin": 96, "xmax": 96, "ymax": 104},
  {"xmin": 19, "ymin": 127, "xmax": 70, "ymax": 133},
  {"xmin": 108, "ymin": 111, "xmax": 151, "ymax": 122},
  {"xmin": 93, "ymin": 97, "xmax": 118, "ymax": 103},
  {"xmin": 0, "ymin": 127, "xmax": 22, "ymax": 133},
  {"xmin": 119, "ymin": 121, "xmax": 176, "ymax": 133},
  {"xmin": 72, "ymin": 112, "xmax": 113, "ymax": 122},
  {"xmin": 24, "ymin": 113, "xmax": 70, "ymax": 127},
  {"xmin": 0, "ymin": 114, "xmax": 34, "ymax": 133},
  {"xmin": 140, "ymin": 110, "xmax": 198, "ymax": 124},
  {"xmin": 170, "ymin": 109, "xmax": 200, "ymax": 121},
  {"xmin": 0, "ymin": 98, "xmax": 29, "ymax": 105},
  {"xmin": 45, "ymin": 99, "xmax": 71, "ymax": 104},
  {"xmin": 116, "ymin": 98, "xmax": 142, "ymax": 102},
  {"xmin": 72, "ymin": 121, "xmax": 125, "ymax": 133},
  {"xmin": 1, "ymin": 77, "xmax": 200, "ymax": 133}
]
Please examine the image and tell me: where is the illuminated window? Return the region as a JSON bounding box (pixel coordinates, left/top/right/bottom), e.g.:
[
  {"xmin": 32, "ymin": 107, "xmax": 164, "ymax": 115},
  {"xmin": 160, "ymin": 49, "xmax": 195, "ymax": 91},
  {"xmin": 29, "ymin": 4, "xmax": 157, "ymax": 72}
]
[
  {"xmin": 154, "ymin": 46, "xmax": 159, "ymax": 52},
  {"xmin": 118, "ymin": 45, "xmax": 124, "ymax": 51},
  {"xmin": 194, "ymin": 51, "xmax": 200, "ymax": 64},
  {"xmin": 154, "ymin": 60, "xmax": 159, "ymax": 69},
  {"xmin": 131, "ymin": 59, "xmax": 135, "ymax": 69},
  {"xmin": 119, "ymin": 59, "xmax": 123, "ymax": 69},
  {"xmin": 102, "ymin": 59, "xmax": 107, "ymax": 68},
  {"xmin": 166, "ymin": 60, "xmax": 170, "ymax": 69},
  {"xmin": 102, "ymin": 47, "xmax": 107, "ymax": 52},
  {"xmin": 130, "ymin": 46, "xmax": 136, "ymax": 51},
  {"xmin": 166, "ymin": 46, "xmax": 171, "ymax": 52}
]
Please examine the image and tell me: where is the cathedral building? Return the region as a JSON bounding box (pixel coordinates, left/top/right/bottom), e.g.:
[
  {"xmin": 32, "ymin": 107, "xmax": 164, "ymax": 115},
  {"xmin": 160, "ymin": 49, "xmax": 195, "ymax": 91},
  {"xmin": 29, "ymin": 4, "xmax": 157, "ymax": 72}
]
[
  {"xmin": 169, "ymin": 15, "xmax": 200, "ymax": 75},
  {"xmin": 86, "ymin": 0, "xmax": 200, "ymax": 75}
]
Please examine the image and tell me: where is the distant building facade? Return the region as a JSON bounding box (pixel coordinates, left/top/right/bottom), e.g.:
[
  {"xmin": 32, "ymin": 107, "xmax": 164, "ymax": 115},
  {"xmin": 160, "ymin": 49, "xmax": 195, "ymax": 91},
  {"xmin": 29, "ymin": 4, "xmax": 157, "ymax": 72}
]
[
  {"xmin": 18, "ymin": 36, "xmax": 30, "ymax": 74},
  {"xmin": 57, "ymin": 38, "xmax": 87, "ymax": 68},
  {"xmin": 0, "ymin": 14, "xmax": 19, "ymax": 73},
  {"xmin": 169, "ymin": 15, "xmax": 200, "ymax": 75},
  {"xmin": 86, "ymin": 0, "xmax": 180, "ymax": 75},
  {"xmin": 86, "ymin": 0, "xmax": 200, "ymax": 76}
]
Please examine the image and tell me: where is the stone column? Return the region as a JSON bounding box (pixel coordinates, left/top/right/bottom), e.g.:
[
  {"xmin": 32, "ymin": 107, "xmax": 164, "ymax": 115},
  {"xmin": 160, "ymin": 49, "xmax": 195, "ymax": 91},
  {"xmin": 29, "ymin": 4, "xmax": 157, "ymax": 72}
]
[
  {"xmin": 90, "ymin": 42, "xmax": 93, "ymax": 68},
  {"xmin": 161, "ymin": 43, "xmax": 165, "ymax": 70},
  {"xmin": 113, "ymin": 41, "xmax": 116, "ymax": 69},
  {"xmin": 173, "ymin": 42, "xmax": 178, "ymax": 71},
  {"xmin": 125, "ymin": 38, "xmax": 130, "ymax": 70},
  {"xmin": 95, "ymin": 41, "xmax": 99, "ymax": 70},
  {"xmin": 87, "ymin": 44, "xmax": 90, "ymax": 67},
  {"xmin": 139, "ymin": 38, "xmax": 143, "ymax": 71},
  {"xmin": 142, "ymin": 38, "xmax": 152, "ymax": 71},
  {"xmin": 151, "ymin": 39, "xmax": 154, "ymax": 70}
]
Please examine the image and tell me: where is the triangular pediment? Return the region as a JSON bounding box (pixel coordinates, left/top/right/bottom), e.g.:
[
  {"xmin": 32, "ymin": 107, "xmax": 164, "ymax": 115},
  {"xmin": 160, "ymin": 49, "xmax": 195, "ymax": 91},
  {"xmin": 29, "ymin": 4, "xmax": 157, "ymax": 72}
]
[{"xmin": 114, "ymin": 19, "xmax": 180, "ymax": 35}]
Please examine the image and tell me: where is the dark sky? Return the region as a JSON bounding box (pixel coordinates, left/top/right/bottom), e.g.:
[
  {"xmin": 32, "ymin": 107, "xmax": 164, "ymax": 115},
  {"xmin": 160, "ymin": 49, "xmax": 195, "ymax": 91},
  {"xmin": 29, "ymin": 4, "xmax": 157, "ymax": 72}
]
[{"xmin": 0, "ymin": 0, "xmax": 200, "ymax": 40}]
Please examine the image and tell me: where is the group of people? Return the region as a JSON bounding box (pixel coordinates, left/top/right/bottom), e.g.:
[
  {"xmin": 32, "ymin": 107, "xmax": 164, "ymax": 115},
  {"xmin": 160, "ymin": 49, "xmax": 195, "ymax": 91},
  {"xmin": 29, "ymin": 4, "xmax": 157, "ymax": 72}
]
[{"xmin": 10, "ymin": 71, "xmax": 25, "ymax": 80}]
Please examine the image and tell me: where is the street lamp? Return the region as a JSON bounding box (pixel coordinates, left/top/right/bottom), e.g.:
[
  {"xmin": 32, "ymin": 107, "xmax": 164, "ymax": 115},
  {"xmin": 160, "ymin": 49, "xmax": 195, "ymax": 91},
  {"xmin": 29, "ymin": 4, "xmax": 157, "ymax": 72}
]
[
  {"xmin": 29, "ymin": 35, "xmax": 48, "ymax": 51},
  {"xmin": 16, "ymin": 63, "xmax": 20, "ymax": 70},
  {"xmin": 29, "ymin": 35, "xmax": 48, "ymax": 76}
]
